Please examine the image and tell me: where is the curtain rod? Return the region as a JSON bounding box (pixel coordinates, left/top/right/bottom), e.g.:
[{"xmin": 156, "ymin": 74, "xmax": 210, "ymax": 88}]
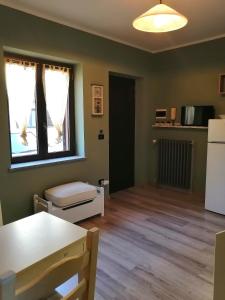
[
  {"xmin": 5, "ymin": 57, "xmax": 38, "ymax": 66},
  {"xmin": 5, "ymin": 58, "xmax": 71, "ymax": 70},
  {"xmin": 44, "ymin": 64, "xmax": 71, "ymax": 70}
]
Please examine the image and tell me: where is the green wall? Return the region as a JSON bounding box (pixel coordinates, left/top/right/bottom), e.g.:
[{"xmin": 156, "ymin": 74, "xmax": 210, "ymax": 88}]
[
  {"xmin": 1, "ymin": 5, "xmax": 225, "ymax": 223},
  {"xmin": 149, "ymin": 39, "xmax": 225, "ymax": 193},
  {"xmin": 0, "ymin": 5, "xmax": 155, "ymax": 223}
]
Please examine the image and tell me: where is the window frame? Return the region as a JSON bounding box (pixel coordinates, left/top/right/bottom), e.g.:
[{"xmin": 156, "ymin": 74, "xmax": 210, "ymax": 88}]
[{"xmin": 5, "ymin": 52, "xmax": 76, "ymax": 164}]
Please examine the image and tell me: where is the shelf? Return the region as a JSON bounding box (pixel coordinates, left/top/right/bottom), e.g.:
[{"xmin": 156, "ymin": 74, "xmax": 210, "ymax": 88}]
[{"xmin": 152, "ymin": 124, "xmax": 208, "ymax": 130}]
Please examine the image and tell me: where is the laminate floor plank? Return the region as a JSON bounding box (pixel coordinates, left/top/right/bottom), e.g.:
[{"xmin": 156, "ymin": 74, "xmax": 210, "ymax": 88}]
[
  {"xmin": 80, "ymin": 185, "xmax": 225, "ymax": 300},
  {"xmin": 116, "ymin": 191, "xmax": 225, "ymax": 231}
]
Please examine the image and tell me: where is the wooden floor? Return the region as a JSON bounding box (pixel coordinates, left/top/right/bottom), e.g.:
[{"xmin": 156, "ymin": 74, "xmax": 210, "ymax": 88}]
[{"xmin": 80, "ymin": 185, "xmax": 225, "ymax": 300}]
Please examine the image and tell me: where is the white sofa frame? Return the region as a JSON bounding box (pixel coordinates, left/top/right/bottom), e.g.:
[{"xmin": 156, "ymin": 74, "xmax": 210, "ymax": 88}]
[{"xmin": 33, "ymin": 186, "xmax": 104, "ymax": 223}]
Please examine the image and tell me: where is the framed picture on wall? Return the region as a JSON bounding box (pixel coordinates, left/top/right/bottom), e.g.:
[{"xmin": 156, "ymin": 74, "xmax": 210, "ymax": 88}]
[{"xmin": 92, "ymin": 84, "xmax": 104, "ymax": 116}]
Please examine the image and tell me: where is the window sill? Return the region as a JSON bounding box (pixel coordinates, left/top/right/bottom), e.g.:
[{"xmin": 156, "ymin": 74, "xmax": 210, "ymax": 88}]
[{"xmin": 9, "ymin": 155, "xmax": 86, "ymax": 172}]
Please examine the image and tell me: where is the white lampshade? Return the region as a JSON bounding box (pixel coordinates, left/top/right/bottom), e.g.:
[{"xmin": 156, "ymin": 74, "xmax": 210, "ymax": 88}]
[{"xmin": 133, "ymin": 3, "xmax": 188, "ymax": 33}]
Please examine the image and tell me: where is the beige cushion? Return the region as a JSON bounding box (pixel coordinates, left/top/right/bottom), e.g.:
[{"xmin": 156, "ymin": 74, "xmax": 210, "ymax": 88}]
[{"xmin": 45, "ymin": 182, "xmax": 97, "ymax": 208}]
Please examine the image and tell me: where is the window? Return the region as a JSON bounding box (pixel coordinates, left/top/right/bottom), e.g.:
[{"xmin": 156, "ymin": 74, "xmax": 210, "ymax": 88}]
[{"xmin": 5, "ymin": 53, "xmax": 75, "ymax": 164}]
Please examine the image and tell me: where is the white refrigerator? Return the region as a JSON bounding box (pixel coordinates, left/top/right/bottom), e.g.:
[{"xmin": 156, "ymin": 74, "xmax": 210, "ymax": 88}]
[{"xmin": 205, "ymin": 119, "xmax": 225, "ymax": 214}]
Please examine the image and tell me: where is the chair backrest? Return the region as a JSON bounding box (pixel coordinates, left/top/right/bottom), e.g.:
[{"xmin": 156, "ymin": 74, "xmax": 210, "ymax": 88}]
[
  {"xmin": 0, "ymin": 227, "xmax": 99, "ymax": 300},
  {"xmin": 0, "ymin": 202, "xmax": 3, "ymax": 226},
  {"xmin": 213, "ymin": 230, "xmax": 225, "ymax": 300}
]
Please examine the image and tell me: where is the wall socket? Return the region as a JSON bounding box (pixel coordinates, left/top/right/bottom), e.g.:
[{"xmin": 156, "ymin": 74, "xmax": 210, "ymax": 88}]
[
  {"xmin": 98, "ymin": 129, "xmax": 104, "ymax": 140},
  {"xmin": 98, "ymin": 179, "xmax": 109, "ymax": 186}
]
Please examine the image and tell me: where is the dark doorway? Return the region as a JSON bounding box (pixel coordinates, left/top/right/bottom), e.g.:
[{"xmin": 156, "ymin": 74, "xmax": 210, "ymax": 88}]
[{"xmin": 109, "ymin": 75, "xmax": 135, "ymax": 193}]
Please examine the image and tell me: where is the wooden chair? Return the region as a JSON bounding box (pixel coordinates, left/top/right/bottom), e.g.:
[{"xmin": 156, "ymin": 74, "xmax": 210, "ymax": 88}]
[
  {"xmin": 213, "ymin": 230, "xmax": 225, "ymax": 300},
  {"xmin": 0, "ymin": 201, "xmax": 3, "ymax": 226},
  {"xmin": 0, "ymin": 227, "xmax": 99, "ymax": 300}
]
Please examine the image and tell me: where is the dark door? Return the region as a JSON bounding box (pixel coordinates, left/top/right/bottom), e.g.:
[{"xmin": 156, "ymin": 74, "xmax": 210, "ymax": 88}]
[{"xmin": 109, "ymin": 75, "xmax": 135, "ymax": 193}]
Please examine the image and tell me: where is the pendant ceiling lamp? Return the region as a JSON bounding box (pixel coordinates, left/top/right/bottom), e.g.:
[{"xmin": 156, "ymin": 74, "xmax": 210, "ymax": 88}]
[{"xmin": 133, "ymin": 0, "xmax": 188, "ymax": 33}]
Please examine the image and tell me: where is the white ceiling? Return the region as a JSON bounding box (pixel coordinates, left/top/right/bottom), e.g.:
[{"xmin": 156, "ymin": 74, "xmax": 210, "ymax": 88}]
[{"xmin": 0, "ymin": 0, "xmax": 225, "ymax": 53}]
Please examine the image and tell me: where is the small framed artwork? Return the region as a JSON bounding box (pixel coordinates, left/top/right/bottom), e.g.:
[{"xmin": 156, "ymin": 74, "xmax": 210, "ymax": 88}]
[{"xmin": 92, "ymin": 84, "xmax": 103, "ymax": 116}]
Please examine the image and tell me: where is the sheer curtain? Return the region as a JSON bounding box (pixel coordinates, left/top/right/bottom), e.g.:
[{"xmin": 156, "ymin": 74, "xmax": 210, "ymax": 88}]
[
  {"xmin": 5, "ymin": 61, "xmax": 36, "ymax": 146},
  {"xmin": 43, "ymin": 66, "xmax": 70, "ymax": 144}
]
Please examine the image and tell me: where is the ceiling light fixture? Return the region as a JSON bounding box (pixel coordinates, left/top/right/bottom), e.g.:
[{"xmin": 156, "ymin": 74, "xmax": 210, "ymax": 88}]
[{"xmin": 133, "ymin": 0, "xmax": 188, "ymax": 33}]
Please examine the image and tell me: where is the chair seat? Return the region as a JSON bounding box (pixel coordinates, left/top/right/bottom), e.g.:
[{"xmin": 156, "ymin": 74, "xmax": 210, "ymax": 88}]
[{"xmin": 46, "ymin": 291, "xmax": 62, "ymax": 300}]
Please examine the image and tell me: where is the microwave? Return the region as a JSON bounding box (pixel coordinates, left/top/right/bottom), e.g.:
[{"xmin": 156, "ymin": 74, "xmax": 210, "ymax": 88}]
[{"xmin": 181, "ymin": 105, "xmax": 215, "ymax": 126}]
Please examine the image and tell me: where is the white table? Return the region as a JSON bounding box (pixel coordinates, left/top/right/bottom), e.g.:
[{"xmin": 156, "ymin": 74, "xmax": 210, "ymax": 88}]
[{"xmin": 0, "ymin": 212, "xmax": 87, "ymax": 289}]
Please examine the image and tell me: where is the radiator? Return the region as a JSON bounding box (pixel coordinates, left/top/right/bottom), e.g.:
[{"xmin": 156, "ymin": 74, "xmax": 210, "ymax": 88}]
[{"xmin": 157, "ymin": 138, "xmax": 193, "ymax": 190}]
